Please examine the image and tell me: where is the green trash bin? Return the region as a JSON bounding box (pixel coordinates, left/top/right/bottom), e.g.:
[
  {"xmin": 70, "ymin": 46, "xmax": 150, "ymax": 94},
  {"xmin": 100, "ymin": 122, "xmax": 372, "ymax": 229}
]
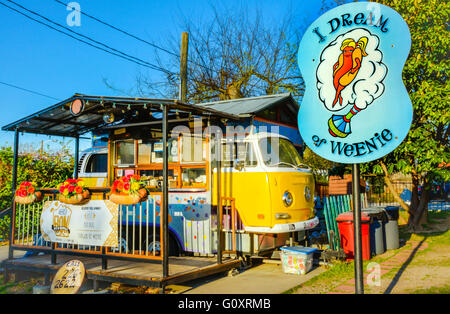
[
  {"xmin": 361, "ymin": 207, "xmax": 388, "ymax": 256},
  {"xmin": 384, "ymin": 206, "xmax": 400, "ymax": 250}
]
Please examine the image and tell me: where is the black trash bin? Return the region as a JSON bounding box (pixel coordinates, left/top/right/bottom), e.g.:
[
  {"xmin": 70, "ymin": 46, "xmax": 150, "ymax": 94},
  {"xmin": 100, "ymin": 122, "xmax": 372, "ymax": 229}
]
[
  {"xmin": 384, "ymin": 206, "xmax": 400, "ymax": 250},
  {"xmin": 361, "ymin": 207, "xmax": 388, "ymax": 256}
]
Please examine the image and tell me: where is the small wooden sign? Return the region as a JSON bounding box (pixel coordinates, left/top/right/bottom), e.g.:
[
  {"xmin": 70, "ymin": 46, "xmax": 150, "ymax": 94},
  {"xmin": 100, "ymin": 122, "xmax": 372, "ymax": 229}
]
[{"xmin": 51, "ymin": 260, "xmax": 86, "ymax": 294}]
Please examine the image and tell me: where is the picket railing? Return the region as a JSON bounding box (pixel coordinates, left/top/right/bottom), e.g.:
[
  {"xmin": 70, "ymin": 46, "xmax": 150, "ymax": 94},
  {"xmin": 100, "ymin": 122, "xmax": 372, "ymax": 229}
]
[{"xmin": 322, "ymin": 193, "xmax": 368, "ymax": 250}]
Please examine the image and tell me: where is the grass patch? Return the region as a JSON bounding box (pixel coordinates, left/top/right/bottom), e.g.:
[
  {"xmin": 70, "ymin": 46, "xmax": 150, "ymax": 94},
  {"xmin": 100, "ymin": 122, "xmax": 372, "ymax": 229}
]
[
  {"xmin": 0, "ymin": 274, "xmax": 36, "ymax": 294},
  {"xmin": 283, "ymin": 254, "xmax": 392, "ymax": 294},
  {"xmin": 410, "ymin": 284, "xmax": 450, "ymax": 294}
]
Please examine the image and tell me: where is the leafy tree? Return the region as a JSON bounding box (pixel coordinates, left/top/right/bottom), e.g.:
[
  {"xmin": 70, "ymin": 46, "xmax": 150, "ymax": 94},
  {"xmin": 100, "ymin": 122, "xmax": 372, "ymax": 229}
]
[
  {"xmin": 0, "ymin": 146, "xmax": 74, "ymax": 239},
  {"xmin": 303, "ymin": 146, "xmax": 339, "ymax": 183},
  {"xmin": 134, "ymin": 3, "xmax": 305, "ymax": 102},
  {"xmin": 364, "ymin": 0, "xmax": 449, "ymax": 230}
]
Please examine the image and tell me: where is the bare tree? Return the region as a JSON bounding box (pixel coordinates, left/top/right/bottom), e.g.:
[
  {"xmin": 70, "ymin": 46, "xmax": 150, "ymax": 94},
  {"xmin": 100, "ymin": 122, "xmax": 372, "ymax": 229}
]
[{"xmin": 136, "ymin": 3, "xmax": 304, "ymax": 102}]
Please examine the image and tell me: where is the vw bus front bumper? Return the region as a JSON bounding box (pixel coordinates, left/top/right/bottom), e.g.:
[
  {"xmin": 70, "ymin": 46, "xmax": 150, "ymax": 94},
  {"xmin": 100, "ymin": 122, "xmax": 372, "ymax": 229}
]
[{"xmin": 244, "ymin": 216, "xmax": 319, "ymax": 234}]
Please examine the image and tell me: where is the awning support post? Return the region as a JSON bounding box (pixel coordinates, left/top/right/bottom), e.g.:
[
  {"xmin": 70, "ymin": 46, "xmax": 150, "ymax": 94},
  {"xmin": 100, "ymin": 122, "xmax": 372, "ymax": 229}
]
[
  {"xmin": 8, "ymin": 128, "xmax": 20, "ymax": 260},
  {"xmin": 217, "ymin": 137, "xmax": 222, "ymax": 264},
  {"xmin": 162, "ymin": 104, "xmax": 169, "ymax": 278},
  {"xmin": 74, "ymin": 136, "xmax": 79, "ymax": 179}
]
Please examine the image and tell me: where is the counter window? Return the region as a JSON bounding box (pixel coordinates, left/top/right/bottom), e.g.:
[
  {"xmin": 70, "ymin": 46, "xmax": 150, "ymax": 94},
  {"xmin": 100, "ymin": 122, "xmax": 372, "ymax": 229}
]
[
  {"xmin": 181, "ymin": 168, "xmax": 206, "ymax": 188},
  {"xmin": 181, "ymin": 135, "xmax": 206, "ymax": 163},
  {"xmin": 140, "ymin": 169, "xmax": 177, "ymax": 188},
  {"xmin": 138, "ymin": 141, "xmax": 152, "ymax": 164},
  {"xmin": 116, "ymin": 140, "xmax": 135, "ymax": 166}
]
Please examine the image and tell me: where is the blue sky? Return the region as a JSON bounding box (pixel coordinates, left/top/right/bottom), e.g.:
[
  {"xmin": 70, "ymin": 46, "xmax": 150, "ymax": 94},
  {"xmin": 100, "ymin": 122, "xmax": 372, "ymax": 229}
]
[{"xmin": 0, "ymin": 0, "xmax": 351, "ymax": 152}]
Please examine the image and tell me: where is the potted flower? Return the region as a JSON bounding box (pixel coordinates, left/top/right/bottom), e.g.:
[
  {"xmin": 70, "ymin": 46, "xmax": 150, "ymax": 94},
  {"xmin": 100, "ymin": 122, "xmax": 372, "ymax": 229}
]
[
  {"xmin": 58, "ymin": 178, "xmax": 90, "ymax": 205},
  {"xmin": 14, "ymin": 181, "xmax": 43, "ymax": 204},
  {"xmin": 109, "ymin": 174, "xmax": 148, "ymax": 205}
]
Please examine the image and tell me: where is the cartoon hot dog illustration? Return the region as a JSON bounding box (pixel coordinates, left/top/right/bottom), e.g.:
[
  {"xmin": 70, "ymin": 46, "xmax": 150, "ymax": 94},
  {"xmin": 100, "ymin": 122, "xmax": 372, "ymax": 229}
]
[
  {"xmin": 316, "ymin": 28, "xmax": 387, "ymax": 138},
  {"xmin": 332, "ymin": 37, "xmax": 368, "ymax": 107}
]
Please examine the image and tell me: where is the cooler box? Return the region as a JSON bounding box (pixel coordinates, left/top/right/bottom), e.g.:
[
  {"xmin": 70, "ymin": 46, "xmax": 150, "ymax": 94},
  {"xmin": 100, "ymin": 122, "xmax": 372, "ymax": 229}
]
[{"xmin": 280, "ymin": 246, "xmax": 317, "ymax": 275}]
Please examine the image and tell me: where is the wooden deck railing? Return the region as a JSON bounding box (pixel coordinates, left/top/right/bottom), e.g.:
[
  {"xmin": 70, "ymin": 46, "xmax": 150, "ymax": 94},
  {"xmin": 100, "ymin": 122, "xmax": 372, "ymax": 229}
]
[{"xmin": 10, "ymin": 188, "xmax": 164, "ymax": 266}]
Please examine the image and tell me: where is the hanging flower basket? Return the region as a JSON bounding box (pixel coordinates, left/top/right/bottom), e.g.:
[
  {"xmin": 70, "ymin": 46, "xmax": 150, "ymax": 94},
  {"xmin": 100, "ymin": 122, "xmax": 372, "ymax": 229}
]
[
  {"xmin": 109, "ymin": 174, "xmax": 148, "ymax": 205},
  {"xmin": 14, "ymin": 182, "xmax": 43, "ymax": 204},
  {"xmin": 58, "ymin": 179, "xmax": 91, "ymax": 205}
]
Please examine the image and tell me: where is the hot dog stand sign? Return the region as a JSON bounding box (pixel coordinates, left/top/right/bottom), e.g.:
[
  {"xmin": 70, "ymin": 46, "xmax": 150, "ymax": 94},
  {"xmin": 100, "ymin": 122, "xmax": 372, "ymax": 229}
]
[{"xmin": 297, "ymin": 2, "xmax": 412, "ymax": 163}]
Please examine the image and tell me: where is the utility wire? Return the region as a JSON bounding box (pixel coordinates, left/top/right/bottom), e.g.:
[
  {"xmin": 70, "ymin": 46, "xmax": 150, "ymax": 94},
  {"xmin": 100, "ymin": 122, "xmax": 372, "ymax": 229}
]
[
  {"xmin": 5, "ymin": 0, "xmax": 171, "ymax": 74},
  {"xmin": 0, "ymin": 0, "xmax": 174, "ymax": 75},
  {"xmin": 0, "ymin": 80, "xmax": 61, "ymax": 100},
  {"xmin": 55, "ymin": 0, "xmax": 180, "ymax": 58},
  {"xmin": 54, "ymin": 0, "xmax": 215, "ymax": 74}
]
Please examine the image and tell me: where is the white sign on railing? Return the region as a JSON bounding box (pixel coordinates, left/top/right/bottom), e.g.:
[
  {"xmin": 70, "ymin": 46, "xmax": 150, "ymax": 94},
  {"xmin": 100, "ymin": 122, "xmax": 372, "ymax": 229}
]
[{"xmin": 40, "ymin": 200, "xmax": 119, "ymax": 247}]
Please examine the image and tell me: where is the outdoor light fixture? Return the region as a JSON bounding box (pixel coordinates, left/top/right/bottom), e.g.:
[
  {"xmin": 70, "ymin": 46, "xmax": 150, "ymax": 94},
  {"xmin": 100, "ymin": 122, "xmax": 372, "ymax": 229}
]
[
  {"xmin": 282, "ymin": 191, "xmax": 293, "ymax": 207},
  {"xmin": 103, "ymin": 112, "xmax": 115, "ymax": 124}
]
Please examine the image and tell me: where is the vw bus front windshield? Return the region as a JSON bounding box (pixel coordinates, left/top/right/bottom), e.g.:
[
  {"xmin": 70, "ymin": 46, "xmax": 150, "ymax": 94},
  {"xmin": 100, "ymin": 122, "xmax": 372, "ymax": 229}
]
[{"xmin": 258, "ymin": 137, "xmax": 303, "ymax": 168}]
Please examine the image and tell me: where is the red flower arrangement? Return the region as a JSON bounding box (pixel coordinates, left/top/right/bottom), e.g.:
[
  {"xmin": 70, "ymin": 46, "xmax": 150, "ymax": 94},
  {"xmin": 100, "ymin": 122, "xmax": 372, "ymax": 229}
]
[
  {"xmin": 15, "ymin": 182, "xmax": 43, "ymax": 204},
  {"xmin": 58, "ymin": 178, "xmax": 90, "ymax": 205},
  {"xmin": 110, "ymin": 174, "xmax": 148, "ymax": 205}
]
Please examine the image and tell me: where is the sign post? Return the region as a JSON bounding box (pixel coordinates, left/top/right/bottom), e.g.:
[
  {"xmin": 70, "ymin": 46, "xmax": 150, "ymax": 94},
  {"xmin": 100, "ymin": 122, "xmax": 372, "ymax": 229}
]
[
  {"xmin": 352, "ymin": 163, "xmax": 363, "ymax": 293},
  {"xmin": 297, "ymin": 2, "xmax": 413, "ymax": 294}
]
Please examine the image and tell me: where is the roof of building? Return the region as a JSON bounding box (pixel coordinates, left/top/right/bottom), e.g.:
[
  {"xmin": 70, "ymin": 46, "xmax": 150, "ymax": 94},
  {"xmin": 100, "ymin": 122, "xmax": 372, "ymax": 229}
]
[{"xmin": 196, "ymin": 93, "xmax": 298, "ymax": 116}]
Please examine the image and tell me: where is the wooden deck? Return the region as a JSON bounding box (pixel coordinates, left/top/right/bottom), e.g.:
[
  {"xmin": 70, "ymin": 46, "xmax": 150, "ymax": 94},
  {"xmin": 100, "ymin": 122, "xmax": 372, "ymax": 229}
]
[{"xmin": 3, "ymin": 254, "xmax": 241, "ymax": 288}]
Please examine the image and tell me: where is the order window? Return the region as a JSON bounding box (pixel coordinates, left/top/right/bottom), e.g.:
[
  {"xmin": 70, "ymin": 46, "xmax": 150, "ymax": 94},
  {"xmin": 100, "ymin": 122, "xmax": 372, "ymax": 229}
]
[{"xmin": 116, "ymin": 140, "xmax": 135, "ymax": 166}]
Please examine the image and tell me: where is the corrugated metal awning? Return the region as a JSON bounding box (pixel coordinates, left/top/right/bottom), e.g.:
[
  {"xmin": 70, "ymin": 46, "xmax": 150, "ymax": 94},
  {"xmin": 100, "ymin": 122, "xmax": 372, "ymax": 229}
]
[{"xmin": 1, "ymin": 94, "xmax": 242, "ymax": 137}]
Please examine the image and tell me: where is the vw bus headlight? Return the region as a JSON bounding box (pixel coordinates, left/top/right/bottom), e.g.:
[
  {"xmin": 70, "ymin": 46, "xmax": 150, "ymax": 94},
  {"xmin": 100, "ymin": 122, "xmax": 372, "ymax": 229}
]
[
  {"xmin": 282, "ymin": 191, "xmax": 293, "ymax": 207},
  {"xmin": 304, "ymin": 186, "xmax": 311, "ymax": 202}
]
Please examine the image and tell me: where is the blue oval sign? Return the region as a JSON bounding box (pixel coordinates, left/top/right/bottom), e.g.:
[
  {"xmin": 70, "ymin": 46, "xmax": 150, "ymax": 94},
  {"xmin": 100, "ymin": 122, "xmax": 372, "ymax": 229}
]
[{"xmin": 297, "ymin": 2, "xmax": 412, "ymax": 164}]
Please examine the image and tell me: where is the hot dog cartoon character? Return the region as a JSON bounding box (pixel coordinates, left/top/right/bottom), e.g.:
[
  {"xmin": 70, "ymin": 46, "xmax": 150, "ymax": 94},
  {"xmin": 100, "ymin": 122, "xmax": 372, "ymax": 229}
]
[
  {"xmin": 315, "ymin": 28, "xmax": 387, "ymax": 139},
  {"xmin": 332, "ymin": 37, "xmax": 368, "ymax": 107}
]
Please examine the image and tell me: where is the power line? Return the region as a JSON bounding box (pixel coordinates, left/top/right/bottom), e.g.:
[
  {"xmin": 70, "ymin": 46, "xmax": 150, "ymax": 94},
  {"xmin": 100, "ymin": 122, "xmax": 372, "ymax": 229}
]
[
  {"xmin": 0, "ymin": 80, "xmax": 61, "ymax": 100},
  {"xmin": 55, "ymin": 0, "xmax": 180, "ymax": 59},
  {"xmin": 54, "ymin": 0, "xmax": 215, "ymax": 74},
  {"xmin": 0, "ymin": 0, "xmax": 174, "ymax": 75},
  {"xmin": 5, "ymin": 0, "xmax": 171, "ymax": 74}
]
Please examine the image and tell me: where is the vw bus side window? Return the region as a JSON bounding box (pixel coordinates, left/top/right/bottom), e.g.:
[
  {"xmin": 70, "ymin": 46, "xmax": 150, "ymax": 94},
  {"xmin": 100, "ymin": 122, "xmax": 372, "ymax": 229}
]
[
  {"xmin": 258, "ymin": 137, "xmax": 302, "ymax": 167},
  {"xmin": 115, "ymin": 140, "xmax": 135, "ymax": 166},
  {"xmin": 85, "ymin": 153, "xmax": 107, "ymax": 173}
]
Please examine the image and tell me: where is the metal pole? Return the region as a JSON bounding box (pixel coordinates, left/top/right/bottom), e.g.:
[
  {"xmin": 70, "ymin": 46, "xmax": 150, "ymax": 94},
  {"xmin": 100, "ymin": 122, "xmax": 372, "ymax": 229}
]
[
  {"xmin": 216, "ymin": 136, "xmax": 222, "ymax": 264},
  {"xmin": 162, "ymin": 104, "xmax": 169, "ymax": 278},
  {"xmin": 352, "ymin": 163, "xmax": 364, "ymax": 294},
  {"xmin": 8, "ymin": 129, "xmax": 20, "ymax": 260},
  {"xmin": 74, "ymin": 136, "xmax": 79, "ymax": 179},
  {"xmin": 180, "ymin": 32, "xmax": 189, "ymax": 103}
]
